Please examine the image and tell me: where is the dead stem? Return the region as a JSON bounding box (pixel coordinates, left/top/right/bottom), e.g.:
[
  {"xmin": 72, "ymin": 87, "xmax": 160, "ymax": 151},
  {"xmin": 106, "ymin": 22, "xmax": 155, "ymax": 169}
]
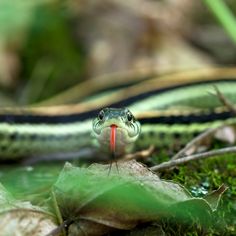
[
  {"xmin": 171, "ymin": 127, "xmax": 220, "ymax": 160},
  {"xmin": 151, "ymin": 146, "xmax": 236, "ymax": 172},
  {"xmin": 170, "ymin": 85, "xmax": 236, "ymax": 161}
]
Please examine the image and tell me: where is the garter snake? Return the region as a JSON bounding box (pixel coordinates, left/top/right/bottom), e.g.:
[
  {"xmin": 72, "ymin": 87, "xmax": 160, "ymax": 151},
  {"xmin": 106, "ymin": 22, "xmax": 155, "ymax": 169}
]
[{"xmin": 0, "ymin": 67, "xmax": 236, "ymax": 160}]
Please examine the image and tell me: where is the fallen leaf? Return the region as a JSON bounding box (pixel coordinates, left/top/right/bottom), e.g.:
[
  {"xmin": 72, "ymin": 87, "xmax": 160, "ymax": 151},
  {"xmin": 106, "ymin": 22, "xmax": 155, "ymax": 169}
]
[
  {"xmin": 215, "ymin": 126, "xmax": 236, "ymax": 144},
  {"xmin": 0, "ymin": 183, "xmax": 57, "ymax": 236},
  {"xmin": 52, "ymin": 160, "xmax": 226, "ymax": 235}
]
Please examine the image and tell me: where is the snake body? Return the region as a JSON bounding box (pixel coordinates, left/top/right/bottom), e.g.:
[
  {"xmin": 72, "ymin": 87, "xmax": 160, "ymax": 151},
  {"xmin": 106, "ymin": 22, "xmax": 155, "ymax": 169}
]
[{"xmin": 0, "ymin": 71, "xmax": 236, "ymax": 160}]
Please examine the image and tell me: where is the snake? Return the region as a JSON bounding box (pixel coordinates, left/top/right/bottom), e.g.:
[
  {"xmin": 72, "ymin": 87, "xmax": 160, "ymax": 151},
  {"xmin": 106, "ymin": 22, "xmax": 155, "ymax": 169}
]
[{"xmin": 0, "ymin": 67, "xmax": 236, "ymax": 160}]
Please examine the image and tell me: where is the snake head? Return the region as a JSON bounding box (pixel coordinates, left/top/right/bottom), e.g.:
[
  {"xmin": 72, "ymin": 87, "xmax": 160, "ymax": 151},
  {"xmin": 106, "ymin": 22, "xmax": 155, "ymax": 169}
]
[{"xmin": 92, "ymin": 108, "xmax": 141, "ymax": 154}]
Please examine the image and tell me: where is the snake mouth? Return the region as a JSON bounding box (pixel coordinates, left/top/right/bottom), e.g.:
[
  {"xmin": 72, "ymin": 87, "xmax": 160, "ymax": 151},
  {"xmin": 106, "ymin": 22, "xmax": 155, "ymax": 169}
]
[{"xmin": 92, "ymin": 118, "xmax": 140, "ymax": 141}]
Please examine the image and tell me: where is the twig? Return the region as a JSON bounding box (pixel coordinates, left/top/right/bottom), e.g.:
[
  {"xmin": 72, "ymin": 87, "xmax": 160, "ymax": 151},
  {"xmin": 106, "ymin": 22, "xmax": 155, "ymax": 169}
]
[
  {"xmin": 150, "ymin": 146, "xmax": 236, "ymax": 172},
  {"xmin": 172, "ymin": 85, "xmax": 236, "ymax": 161},
  {"xmin": 213, "ymin": 85, "xmax": 236, "ymax": 114},
  {"xmin": 171, "ymin": 127, "xmax": 220, "ymax": 160}
]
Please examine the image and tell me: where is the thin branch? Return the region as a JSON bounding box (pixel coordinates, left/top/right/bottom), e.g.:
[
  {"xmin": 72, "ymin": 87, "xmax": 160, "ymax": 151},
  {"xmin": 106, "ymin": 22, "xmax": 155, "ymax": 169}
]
[
  {"xmin": 214, "ymin": 85, "xmax": 236, "ymax": 114},
  {"xmin": 171, "ymin": 127, "xmax": 219, "ymax": 160},
  {"xmin": 150, "ymin": 146, "xmax": 236, "ymax": 172},
  {"xmin": 172, "ymin": 85, "xmax": 236, "ymax": 161}
]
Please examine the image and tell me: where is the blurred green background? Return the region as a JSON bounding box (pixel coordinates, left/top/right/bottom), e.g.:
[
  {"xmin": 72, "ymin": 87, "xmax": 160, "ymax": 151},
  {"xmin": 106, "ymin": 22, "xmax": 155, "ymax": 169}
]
[
  {"xmin": 1, "ymin": 1, "xmax": 236, "ymax": 234},
  {"xmin": 0, "ymin": 0, "xmax": 236, "ymax": 106}
]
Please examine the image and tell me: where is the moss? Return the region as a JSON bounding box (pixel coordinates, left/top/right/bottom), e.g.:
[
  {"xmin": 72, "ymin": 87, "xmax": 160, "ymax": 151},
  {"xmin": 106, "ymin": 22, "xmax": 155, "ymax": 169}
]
[{"xmin": 153, "ymin": 153, "xmax": 236, "ymax": 235}]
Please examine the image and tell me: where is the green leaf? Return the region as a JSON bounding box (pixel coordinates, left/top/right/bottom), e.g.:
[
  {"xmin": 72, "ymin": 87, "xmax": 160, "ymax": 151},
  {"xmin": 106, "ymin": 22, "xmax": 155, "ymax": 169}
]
[{"xmin": 52, "ymin": 160, "xmax": 226, "ymax": 235}]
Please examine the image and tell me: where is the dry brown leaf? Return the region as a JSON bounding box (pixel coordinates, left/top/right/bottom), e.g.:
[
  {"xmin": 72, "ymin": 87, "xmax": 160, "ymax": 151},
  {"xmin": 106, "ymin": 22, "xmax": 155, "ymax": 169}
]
[
  {"xmin": 0, "ymin": 183, "xmax": 57, "ymax": 236},
  {"xmin": 215, "ymin": 126, "xmax": 236, "ymax": 144}
]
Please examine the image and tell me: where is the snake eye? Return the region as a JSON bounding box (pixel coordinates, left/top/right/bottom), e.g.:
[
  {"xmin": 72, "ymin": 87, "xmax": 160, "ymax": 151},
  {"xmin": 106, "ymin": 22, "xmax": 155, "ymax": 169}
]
[
  {"xmin": 98, "ymin": 110, "xmax": 105, "ymax": 121},
  {"xmin": 127, "ymin": 112, "xmax": 133, "ymax": 122}
]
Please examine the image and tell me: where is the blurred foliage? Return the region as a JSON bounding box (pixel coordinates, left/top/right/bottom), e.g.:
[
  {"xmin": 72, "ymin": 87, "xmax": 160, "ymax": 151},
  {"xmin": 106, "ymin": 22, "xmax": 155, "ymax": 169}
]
[
  {"xmin": 0, "ymin": 0, "xmax": 235, "ymax": 235},
  {"xmin": 203, "ymin": 0, "xmax": 236, "ymax": 44},
  {"xmin": 0, "ymin": 0, "xmax": 43, "ymax": 37},
  {"xmin": 20, "ymin": 3, "xmax": 85, "ymax": 104},
  {"xmin": 1, "ymin": 0, "xmax": 236, "ymax": 103},
  {"xmin": 0, "ymin": 0, "xmax": 86, "ymax": 104},
  {"xmin": 0, "ymin": 163, "xmax": 62, "ymax": 203}
]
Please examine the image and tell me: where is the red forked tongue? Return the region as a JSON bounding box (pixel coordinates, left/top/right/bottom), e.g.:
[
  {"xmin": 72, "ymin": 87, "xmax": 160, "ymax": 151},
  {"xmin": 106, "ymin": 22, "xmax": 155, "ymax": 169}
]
[{"xmin": 110, "ymin": 124, "xmax": 117, "ymax": 153}]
